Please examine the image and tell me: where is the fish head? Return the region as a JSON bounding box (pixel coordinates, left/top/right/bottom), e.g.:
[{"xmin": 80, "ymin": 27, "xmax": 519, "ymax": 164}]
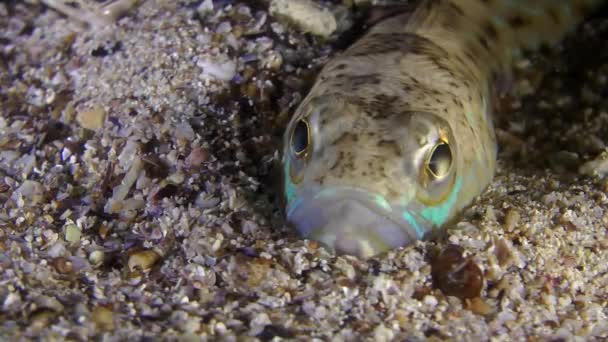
[{"xmin": 282, "ymin": 94, "xmax": 464, "ymax": 258}]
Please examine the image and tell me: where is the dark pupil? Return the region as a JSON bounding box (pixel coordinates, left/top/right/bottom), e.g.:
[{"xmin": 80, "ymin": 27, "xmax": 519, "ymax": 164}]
[
  {"xmin": 292, "ymin": 120, "xmax": 309, "ymax": 155},
  {"xmin": 429, "ymin": 143, "xmax": 452, "ymax": 176}
]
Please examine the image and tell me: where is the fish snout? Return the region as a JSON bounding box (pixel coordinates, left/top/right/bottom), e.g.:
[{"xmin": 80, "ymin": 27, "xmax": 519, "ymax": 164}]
[{"xmin": 286, "ymin": 188, "xmax": 423, "ymax": 258}]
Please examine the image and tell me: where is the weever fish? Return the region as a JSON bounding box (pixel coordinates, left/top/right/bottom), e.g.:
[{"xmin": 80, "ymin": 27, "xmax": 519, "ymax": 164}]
[{"xmin": 281, "ymin": 0, "xmax": 606, "ymax": 258}]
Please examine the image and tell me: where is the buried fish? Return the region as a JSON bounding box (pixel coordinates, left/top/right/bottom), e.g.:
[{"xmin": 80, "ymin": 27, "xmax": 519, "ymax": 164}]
[{"xmin": 281, "ymin": 0, "xmax": 605, "ymax": 258}]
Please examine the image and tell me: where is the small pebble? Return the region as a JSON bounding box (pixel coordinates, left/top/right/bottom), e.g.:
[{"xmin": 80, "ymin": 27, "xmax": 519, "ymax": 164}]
[
  {"xmin": 11, "ymin": 180, "xmax": 45, "ymax": 206},
  {"xmin": 269, "ymin": 0, "xmax": 337, "ymax": 38},
  {"xmin": 431, "ymin": 244, "xmax": 484, "ymax": 300},
  {"xmin": 64, "ymin": 224, "xmax": 81, "ymax": 243},
  {"xmin": 494, "ymin": 238, "xmax": 515, "ymax": 268},
  {"xmin": 98, "ymin": 225, "xmax": 111, "ymax": 239},
  {"xmin": 185, "ymin": 147, "xmax": 210, "ymax": 169},
  {"xmin": 76, "ymin": 104, "xmax": 106, "ymax": 130},
  {"xmin": 262, "ymin": 50, "xmax": 283, "ymax": 71},
  {"xmin": 29, "ymin": 309, "xmax": 57, "ymax": 331},
  {"xmin": 503, "ymin": 208, "xmax": 521, "ymax": 232},
  {"xmin": 51, "ymin": 257, "xmax": 74, "ymax": 274},
  {"xmin": 128, "ymin": 249, "xmax": 161, "ymax": 272},
  {"xmin": 89, "ymin": 250, "xmax": 105, "ymax": 267},
  {"xmin": 579, "ymin": 151, "xmax": 608, "ymax": 178},
  {"xmin": 91, "ymin": 305, "xmax": 114, "ymax": 331},
  {"xmin": 466, "ymin": 297, "xmax": 494, "ymax": 316}
]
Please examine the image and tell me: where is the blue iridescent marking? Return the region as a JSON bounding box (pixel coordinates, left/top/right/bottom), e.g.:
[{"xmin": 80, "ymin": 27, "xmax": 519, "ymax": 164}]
[
  {"xmin": 420, "ymin": 177, "xmax": 463, "ymax": 226},
  {"xmin": 284, "ymin": 160, "xmax": 296, "ymax": 203},
  {"xmin": 371, "ymin": 194, "xmax": 392, "ymax": 212},
  {"xmin": 287, "ymin": 197, "xmax": 304, "ymax": 218},
  {"xmin": 402, "ymin": 211, "xmax": 425, "ymax": 238}
]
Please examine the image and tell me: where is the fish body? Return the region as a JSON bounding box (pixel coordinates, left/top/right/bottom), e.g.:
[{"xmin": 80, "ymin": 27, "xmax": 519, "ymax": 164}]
[{"xmin": 282, "ymin": 0, "xmax": 604, "ymax": 258}]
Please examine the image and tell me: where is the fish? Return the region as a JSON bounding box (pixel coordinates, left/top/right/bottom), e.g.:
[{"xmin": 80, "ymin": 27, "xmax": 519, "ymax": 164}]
[{"xmin": 281, "ymin": 0, "xmax": 605, "ymax": 259}]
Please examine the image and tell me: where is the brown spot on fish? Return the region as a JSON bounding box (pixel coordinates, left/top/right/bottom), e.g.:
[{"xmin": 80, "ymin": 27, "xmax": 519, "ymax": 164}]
[
  {"xmin": 448, "ymin": 81, "xmax": 459, "ymax": 88},
  {"xmin": 508, "ymin": 15, "xmax": 527, "ymax": 29},
  {"xmin": 347, "ymin": 32, "xmax": 452, "ymax": 65},
  {"xmin": 448, "ymin": 2, "xmax": 464, "ymax": 16},
  {"xmin": 477, "ymin": 35, "xmax": 490, "ymax": 52},
  {"xmin": 371, "ymin": 94, "xmax": 400, "ymax": 109},
  {"xmin": 483, "ymin": 21, "xmax": 499, "ymax": 40},
  {"xmin": 330, "ymin": 151, "xmax": 345, "ymax": 171},
  {"xmin": 377, "ymin": 140, "xmax": 402, "ymax": 157},
  {"xmin": 387, "ymin": 188, "xmax": 400, "ymax": 200},
  {"xmin": 350, "ymin": 74, "xmax": 383, "ymax": 88},
  {"xmin": 547, "ymin": 7, "xmax": 561, "ymax": 25}
]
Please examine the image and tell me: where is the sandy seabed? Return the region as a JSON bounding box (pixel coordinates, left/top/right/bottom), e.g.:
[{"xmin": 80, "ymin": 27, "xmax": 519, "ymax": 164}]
[{"xmin": 1, "ymin": 1, "xmax": 608, "ymax": 341}]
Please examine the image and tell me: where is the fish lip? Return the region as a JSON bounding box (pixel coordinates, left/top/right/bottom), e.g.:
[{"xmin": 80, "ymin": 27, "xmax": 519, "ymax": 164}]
[{"xmin": 285, "ymin": 186, "xmax": 431, "ymax": 256}]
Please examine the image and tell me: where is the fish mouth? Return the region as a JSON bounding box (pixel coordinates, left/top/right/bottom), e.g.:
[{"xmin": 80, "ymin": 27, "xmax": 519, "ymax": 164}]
[{"xmin": 286, "ymin": 186, "xmax": 430, "ymax": 259}]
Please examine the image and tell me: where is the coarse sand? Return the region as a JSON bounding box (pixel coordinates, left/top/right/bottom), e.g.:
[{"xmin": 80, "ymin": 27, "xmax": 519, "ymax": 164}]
[{"xmin": 1, "ymin": 1, "xmax": 607, "ymax": 340}]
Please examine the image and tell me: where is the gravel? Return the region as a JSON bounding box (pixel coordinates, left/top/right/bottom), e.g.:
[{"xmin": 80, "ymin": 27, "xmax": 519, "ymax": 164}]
[{"xmin": 1, "ymin": 0, "xmax": 607, "ymax": 340}]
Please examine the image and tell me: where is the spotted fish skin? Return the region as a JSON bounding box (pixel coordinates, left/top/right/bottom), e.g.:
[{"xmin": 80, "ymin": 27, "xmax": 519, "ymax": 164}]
[{"xmin": 282, "ymin": 0, "xmax": 605, "ymax": 258}]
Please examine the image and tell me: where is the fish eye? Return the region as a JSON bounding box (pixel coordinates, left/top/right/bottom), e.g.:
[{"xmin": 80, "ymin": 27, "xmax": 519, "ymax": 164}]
[
  {"xmin": 426, "ymin": 142, "xmax": 452, "ymax": 179},
  {"xmin": 291, "ymin": 119, "xmax": 311, "ymax": 157}
]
